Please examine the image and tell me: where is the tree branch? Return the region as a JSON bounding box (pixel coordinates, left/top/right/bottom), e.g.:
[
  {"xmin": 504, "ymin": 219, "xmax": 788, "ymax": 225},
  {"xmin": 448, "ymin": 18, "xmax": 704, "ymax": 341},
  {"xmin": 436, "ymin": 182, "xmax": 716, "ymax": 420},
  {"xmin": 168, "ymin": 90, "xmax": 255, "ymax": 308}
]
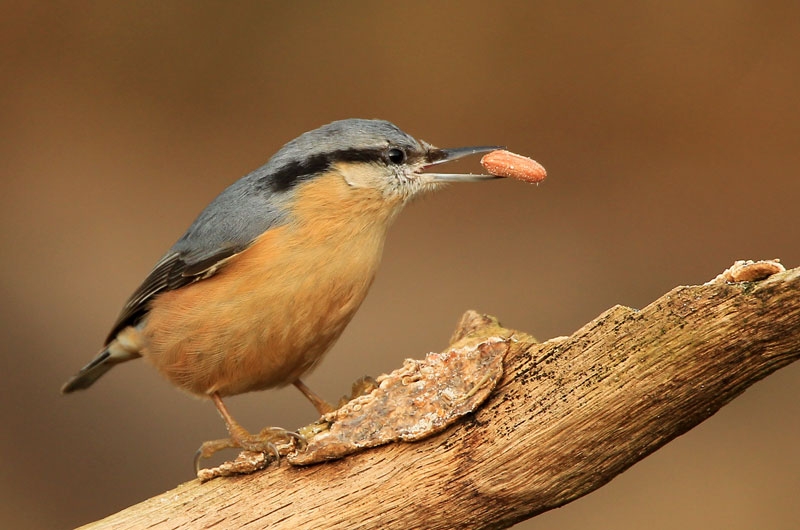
[{"xmin": 82, "ymin": 263, "xmax": 800, "ymax": 530}]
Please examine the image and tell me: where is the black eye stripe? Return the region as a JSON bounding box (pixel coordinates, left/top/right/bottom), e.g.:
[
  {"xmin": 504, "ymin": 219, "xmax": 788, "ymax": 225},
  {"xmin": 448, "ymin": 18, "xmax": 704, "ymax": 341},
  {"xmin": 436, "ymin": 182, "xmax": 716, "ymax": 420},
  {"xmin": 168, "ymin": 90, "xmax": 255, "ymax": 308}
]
[{"xmin": 265, "ymin": 147, "xmax": 417, "ymax": 192}]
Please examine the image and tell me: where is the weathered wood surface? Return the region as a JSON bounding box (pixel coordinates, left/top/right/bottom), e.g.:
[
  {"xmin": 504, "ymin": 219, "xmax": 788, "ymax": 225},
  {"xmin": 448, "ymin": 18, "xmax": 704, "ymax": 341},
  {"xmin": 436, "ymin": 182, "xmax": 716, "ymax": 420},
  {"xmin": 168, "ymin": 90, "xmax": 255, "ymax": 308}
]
[{"xmin": 82, "ymin": 265, "xmax": 800, "ymax": 530}]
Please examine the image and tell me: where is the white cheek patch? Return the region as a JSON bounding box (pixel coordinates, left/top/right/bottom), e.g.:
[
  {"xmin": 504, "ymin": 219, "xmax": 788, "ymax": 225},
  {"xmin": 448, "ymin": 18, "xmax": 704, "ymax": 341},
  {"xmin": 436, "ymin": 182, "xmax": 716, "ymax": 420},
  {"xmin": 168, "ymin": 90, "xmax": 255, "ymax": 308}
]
[
  {"xmin": 335, "ymin": 161, "xmax": 436, "ymax": 202},
  {"xmin": 338, "ymin": 162, "xmax": 388, "ymax": 190}
]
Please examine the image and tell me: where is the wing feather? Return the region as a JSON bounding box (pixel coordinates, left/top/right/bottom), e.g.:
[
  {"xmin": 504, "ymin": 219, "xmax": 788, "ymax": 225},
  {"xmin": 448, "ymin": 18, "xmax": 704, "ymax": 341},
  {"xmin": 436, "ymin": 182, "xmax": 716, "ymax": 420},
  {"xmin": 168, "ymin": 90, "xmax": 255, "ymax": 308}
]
[{"xmin": 104, "ymin": 244, "xmax": 246, "ymax": 344}]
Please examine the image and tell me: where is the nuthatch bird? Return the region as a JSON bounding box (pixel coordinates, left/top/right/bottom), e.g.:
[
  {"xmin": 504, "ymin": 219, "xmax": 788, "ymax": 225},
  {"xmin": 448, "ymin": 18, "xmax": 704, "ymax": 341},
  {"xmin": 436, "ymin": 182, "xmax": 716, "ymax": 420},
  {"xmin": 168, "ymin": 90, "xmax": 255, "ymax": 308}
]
[{"xmin": 62, "ymin": 118, "xmax": 501, "ymax": 463}]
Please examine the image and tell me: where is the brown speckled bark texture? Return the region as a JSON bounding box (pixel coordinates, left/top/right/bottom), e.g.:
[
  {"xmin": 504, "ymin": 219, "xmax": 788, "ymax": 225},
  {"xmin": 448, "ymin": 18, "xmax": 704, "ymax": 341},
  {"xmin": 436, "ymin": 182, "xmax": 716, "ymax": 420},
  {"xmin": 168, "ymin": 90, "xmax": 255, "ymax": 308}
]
[{"xmin": 82, "ymin": 265, "xmax": 800, "ymax": 530}]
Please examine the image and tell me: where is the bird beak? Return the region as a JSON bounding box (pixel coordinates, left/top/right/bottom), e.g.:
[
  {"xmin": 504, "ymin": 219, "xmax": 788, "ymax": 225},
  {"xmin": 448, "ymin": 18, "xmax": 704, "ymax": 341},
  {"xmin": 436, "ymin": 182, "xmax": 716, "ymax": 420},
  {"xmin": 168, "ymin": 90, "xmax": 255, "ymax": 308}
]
[{"xmin": 418, "ymin": 145, "xmax": 504, "ymax": 182}]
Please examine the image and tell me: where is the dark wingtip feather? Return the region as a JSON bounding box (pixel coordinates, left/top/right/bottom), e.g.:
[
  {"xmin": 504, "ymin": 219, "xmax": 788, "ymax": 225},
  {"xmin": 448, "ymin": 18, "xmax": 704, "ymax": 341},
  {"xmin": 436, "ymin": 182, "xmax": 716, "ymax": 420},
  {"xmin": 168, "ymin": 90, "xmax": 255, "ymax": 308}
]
[{"xmin": 60, "ymin": 350, "xmax": 113, "ymax": 394}]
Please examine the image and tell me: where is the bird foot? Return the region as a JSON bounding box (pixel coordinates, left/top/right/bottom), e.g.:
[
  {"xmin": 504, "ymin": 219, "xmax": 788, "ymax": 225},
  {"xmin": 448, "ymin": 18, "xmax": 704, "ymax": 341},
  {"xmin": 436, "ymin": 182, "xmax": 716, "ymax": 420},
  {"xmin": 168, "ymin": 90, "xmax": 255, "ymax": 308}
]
[
  {"xmin": 337, "ymin": 375, "xmax": 379, "ymax": 409},
  {"xmin": 194, "ymin": 426, "xmax": 305, "ymax": 474}
]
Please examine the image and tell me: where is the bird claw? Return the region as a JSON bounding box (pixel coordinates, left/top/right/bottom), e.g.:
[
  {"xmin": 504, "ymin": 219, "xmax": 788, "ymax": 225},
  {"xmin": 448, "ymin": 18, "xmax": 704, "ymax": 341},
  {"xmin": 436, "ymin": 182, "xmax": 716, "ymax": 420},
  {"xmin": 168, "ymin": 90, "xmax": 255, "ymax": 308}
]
[
  {"xmin": 193, "ymin": 427, "xmax": 305, "ymax": 474},
  {"xmin": 338, "ymin": 375, "xmax": 379, "ymax": 408}
]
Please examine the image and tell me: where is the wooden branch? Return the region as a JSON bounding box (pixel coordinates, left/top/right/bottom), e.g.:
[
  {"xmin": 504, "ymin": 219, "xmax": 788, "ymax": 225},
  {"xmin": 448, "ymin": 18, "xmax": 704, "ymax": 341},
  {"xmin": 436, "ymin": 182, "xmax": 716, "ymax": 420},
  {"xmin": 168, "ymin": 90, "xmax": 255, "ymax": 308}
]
[{"xmin": 82, "ymin": 264, "xmax": 800, "ymax": 530}]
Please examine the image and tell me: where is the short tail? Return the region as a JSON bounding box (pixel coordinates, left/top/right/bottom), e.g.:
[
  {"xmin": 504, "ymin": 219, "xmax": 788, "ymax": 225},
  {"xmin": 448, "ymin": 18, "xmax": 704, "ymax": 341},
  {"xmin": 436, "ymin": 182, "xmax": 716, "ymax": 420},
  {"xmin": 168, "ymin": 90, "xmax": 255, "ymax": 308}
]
[{"xmin": 61, "ymin": 343, "xmax": 140, "ymax": 394}]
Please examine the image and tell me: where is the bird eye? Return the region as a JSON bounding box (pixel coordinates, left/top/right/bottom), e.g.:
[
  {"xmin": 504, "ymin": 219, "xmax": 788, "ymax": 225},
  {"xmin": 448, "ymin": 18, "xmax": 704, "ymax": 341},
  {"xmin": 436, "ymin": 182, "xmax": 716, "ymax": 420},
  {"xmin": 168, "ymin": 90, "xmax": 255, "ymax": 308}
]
[{"xmin": 386, "ymin": 147, "xmax": 406, "ymax": 165}]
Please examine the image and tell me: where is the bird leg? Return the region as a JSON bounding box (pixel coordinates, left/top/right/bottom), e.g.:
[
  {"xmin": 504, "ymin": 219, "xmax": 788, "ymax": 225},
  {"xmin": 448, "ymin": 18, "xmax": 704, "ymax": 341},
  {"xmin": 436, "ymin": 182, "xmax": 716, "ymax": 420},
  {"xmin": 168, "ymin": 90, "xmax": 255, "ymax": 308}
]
[
  {"xmin": 293, "ymin": 379, "xmax": 336, "ymax": 415},
  {"xmin": 294, "ymin": 376, "xmax": 380, "ymax": 416},
  {"xmin": 194, "ymin": 393, "xmax": 303, "ymax": 472}
]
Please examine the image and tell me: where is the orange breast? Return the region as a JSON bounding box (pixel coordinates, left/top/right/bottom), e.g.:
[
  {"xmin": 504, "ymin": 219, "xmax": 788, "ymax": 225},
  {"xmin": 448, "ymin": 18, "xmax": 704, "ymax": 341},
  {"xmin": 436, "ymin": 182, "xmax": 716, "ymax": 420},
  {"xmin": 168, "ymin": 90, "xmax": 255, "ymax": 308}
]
[{"xmin": 140, "ymin": 172, "xmax": 400, "ymax": 397}]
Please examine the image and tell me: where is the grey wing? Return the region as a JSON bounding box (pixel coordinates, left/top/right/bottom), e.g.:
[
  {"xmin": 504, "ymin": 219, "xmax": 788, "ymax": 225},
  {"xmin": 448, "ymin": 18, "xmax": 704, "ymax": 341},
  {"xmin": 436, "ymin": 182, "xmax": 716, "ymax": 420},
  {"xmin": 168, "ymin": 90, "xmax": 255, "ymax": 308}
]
[
  {"xmin": 103, "ymin": 169, "xmax": 292, "ymax": 345},
  {"xmin": 104, "ymin": 243, "xmax": 245, "ymax": 344}
]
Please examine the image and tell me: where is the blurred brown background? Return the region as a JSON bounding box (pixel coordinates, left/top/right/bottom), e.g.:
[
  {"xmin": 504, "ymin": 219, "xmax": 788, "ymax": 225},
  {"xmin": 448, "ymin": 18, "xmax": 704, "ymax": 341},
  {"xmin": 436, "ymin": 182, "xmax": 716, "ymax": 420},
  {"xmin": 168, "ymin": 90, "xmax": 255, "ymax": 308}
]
[{"xmin": 2, "ymin": 2, "xmax": 799, "ymax": 529}]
